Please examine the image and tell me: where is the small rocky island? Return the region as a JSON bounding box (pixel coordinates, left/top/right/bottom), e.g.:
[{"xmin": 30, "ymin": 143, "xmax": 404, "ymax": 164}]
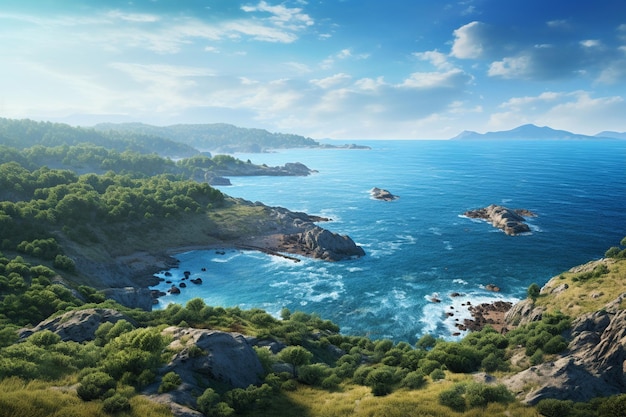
[
  {"xmin": 370, "ymin": 187, "xmax": 399, "ymax": 201},
  {"xmin": 464, "ymin": 204, "xmax": 536, "ymax": 235}
]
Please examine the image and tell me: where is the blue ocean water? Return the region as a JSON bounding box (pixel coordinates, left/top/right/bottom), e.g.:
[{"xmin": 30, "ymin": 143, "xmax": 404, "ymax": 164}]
[{"xmin": 152, "ymin": 140, "xmax": 626, "ymax": 343}]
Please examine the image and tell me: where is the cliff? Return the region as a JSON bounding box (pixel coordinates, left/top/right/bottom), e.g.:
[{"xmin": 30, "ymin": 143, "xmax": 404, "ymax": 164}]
[{"xmin": 502, "ymin": 258, "xmax": 626, "ymax": 404}]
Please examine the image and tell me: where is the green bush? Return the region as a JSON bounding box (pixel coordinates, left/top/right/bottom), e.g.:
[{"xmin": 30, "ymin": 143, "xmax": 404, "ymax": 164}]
[
  {"xmin": 297, "ymin": 363, "xmax": 330, "ymax": 386},
  {"xmin": 159, "ymin": 371, "xmax": 182, "ymax": 393},
  {"xmin": 401, "ymin": 370, "xmax": 426, "ymax": 389},
  {"xmin": 429, "ymin": 368, "xmax": 445, "ymax": 381},
  {"xmin": 439, "ymin": 385, "xmax": 466, "ymax": 412},
  {"xmin": 599, "ymin": 394, "xmax": 626, "ymax": 417},
  {"xmin": 536, "ymin": 398, "xmax": 574, "ymax": 417},
  {"xmin": 364, "ymin": 367, "xmax": 395, "ymax": 396},
  {"xmin": 102, "ymin": 393, "xmax": 131, "ymax": 413},
  {"xmin": 76, "ymin": 371, "xmax": 116, "ymax": 401}
]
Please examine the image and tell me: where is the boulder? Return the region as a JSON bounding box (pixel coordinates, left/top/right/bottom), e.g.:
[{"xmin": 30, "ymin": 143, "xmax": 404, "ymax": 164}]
[
  {"xmin": 464, "ymin": 204, "xmax": 535, "ymax": 235},
  {"xmin": 18, "ymin": 308, "xmax": 135, "ymax": 343},
  {"xmin": 296, "ymin": 226, "xmax": 366, "ymax": 261},
  {"xmin": 160, "ymin": 327, "xmax": 264, "ymax": 390}
]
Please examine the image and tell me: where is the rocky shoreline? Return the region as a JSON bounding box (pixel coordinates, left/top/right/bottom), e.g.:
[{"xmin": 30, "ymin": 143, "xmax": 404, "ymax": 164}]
[{"xmin": 105, "ymin": 205, "xmax": 365, "ymax": 310}]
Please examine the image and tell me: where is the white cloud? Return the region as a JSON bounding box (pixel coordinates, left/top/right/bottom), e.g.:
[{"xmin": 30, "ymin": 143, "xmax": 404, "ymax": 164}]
[
  {"xmin": 413, "ymin": 50, "xmax": 453, "ymax": 70},
  {"xmin": 402, "ymin": 69, "xmax": 468, "ymax": 88},
  {"xmin": 450, "ymin": 21, "xmax": 487, "ymax": 59},
  {"xmin": 241, "ymin": 1, "xmax": 313, "ymax": 31},
  {"xmin": 105, "ymin": 10, "xmax": 160, "ymax": 23},
  {"xmin": 310, "ymin": 73, "xmax": 351, "ymax": 89},
  {"xmin": 488, "ymin": 55, "xmax": 531, "ymax": 78},
  {"xmin": 580, "ymin": 39, "xmax": 601, "ymax": 48}
]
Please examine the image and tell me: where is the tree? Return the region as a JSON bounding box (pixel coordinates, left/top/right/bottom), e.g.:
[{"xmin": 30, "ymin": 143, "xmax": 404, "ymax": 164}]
[
  {"xmin": 278, "ymin": 346, "xmax": 313, "ymax": 378},
  {"xmin": 527, "ymin": 283, "xmax": 541, "ymax": 301}
]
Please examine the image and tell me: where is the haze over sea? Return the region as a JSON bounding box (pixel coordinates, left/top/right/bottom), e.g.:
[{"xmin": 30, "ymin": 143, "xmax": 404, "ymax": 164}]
[{"xmin": 152, "ymin": 140, "xmax": 626, "ymax": 343}]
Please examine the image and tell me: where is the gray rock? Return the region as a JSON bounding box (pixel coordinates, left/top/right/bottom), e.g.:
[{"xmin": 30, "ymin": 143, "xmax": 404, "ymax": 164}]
[
  {"xmin": 298, "ymin": 226, "xmax": 366, "ymax": 261},
  {"xmin": 503, "ymin": 294, "xmax": 626, "ymax": 404},
  {"xmin": 160, "ymin": 327, "xmax": 264, "ymax": 390},
  {"xmin": 18, "ymin": 308, "xmax": 134, "ymax": 342},
  {"xmin": 103, "ymin": 287, "xmax": 154, "ymax": 311},
  {"xmin": 464, "ymin": 204, "xmax": 535, "ymax": 235},
  {"xmin": 369, "ymin": 187, "xmax": 398, "ymax": 201}
]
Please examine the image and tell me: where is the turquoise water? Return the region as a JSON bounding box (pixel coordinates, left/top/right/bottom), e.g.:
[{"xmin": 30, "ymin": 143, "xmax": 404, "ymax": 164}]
[{"xmin": 152, "ymin": 140, "xmax": 626, "ymax": 343}]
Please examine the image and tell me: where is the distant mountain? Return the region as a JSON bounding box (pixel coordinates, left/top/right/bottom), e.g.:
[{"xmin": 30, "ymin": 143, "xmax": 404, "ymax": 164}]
[
  {"xmin": 595, "ymin": 130, "xmax": 626, "ymax": 140},
  {"xmin": 450, "ymin": 124, "xmax": 615, "ymax": 140}
]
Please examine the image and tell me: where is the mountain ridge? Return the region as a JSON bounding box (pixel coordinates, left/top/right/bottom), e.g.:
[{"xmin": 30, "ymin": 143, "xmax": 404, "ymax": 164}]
[{"xmin": 451, "ymin": 124, "xmax": 625, "ymax": 141}]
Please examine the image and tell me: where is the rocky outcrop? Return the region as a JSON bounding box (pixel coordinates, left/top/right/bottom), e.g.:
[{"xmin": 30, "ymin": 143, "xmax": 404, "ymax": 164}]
[
  {"xmin": 148, "ymin": 327, "xmax": 265, "ymax": 415},
  {"xmin": 503, "ymin": 294, "xmax": 626, "ymax": 404},
  {"xmin": 103, "ymin": 287, "xmax": 154, "ymax": 311},
  {"xmin": 18, "ymin": 308, "xmax": 135, "ymax": 342},
  {"xmin": 281, "ymin": 226, "xmax": 366, "ymax": 261},
  {"xmin": 369, "ymin": 187, "xmax": 398, "ymax": 201},
  {"xmin": 464, "ymin": 204, "xmax": 536, "ymax": 235}
]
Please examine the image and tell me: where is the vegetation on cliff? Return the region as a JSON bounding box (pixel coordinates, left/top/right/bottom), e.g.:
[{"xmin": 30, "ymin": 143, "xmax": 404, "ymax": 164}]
[{"xmin": 0, "ymin": 120, "xmax": 624, "ymax": 416}]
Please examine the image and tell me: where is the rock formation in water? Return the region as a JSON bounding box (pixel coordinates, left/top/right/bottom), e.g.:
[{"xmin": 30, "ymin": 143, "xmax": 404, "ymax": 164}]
[
  {"xmin": 369, "ymin": 187, "xmax": 399, "ymax": 201},
  {"xmin": 464, "ymin": 204, "xmax": 536, "ymax": 235}
]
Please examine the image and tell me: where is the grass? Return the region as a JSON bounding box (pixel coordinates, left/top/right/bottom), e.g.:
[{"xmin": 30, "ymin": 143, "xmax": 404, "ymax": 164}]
[
  {"xmin": 244, "ymin": 375, "xmax": 538, "ymax": 417},
  {"xmin": 0, "ymin": 377, "xmax": 172, "ymax": 417},
  {"xmin": 534, "ymin": 258, "xmax": 626, "ymax": 317}
]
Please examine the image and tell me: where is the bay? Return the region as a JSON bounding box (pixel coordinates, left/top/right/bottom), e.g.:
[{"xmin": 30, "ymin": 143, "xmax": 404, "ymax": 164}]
[{"xmin": 152, "ymin": 140, "xmax": 626, "ymax": 343}]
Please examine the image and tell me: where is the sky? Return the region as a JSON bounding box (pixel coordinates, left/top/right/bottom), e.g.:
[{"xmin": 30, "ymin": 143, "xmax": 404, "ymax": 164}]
[{"xmin": 1, "ymin": 0, "xmax": 626, "ymax": 139}]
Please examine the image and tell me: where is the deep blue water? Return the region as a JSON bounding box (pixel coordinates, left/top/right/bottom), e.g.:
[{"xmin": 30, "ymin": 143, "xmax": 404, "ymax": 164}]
[{"xmin": 152, "ymin": 140, "xmax": 626, "ymax": 343}]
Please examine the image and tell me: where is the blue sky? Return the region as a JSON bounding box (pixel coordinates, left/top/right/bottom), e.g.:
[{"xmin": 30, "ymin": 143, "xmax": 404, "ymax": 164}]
[{"xmin": 1, "ymin": 0, "xmax": 625, "ymax": 139}]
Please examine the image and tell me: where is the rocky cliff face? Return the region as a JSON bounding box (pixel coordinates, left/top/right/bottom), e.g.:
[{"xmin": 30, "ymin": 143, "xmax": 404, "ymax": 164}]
[
  {"xmin": 504, "ymin": 293, "xmax": 626, "ymax": 404},
  {"xmin": 500, "ymin": 258, "xmax": 626, "ymax": 406}
]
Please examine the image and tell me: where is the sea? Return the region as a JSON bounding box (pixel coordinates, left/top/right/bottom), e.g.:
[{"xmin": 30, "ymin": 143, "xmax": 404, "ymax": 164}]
[{"xmin": 151, "ymin": 139, "xmax": 626, "ymax": 344}]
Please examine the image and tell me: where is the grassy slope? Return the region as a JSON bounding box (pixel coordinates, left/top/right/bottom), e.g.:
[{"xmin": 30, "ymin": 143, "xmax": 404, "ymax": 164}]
[{"xmin": 534, "ymin": 258, "xmax": 626, "ymax": 317}]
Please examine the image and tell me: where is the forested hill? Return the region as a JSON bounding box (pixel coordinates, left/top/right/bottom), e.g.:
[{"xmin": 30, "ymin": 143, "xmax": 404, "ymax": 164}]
[
  {"xmin": 94, "ymin": 122, "xmax": 321, "ymax": 153},
  {"xmin": 0, "ymin": 118, "xmax": 198, "ymax": 158}
]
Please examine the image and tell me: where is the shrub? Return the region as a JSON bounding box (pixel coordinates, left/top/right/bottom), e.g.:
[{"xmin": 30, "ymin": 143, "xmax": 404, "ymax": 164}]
[
  {"xmin": 197, "ymin": 388, "xmax": 220, "ymax": 415},
  {"xmin": 429, "ymin": 368, "xmax": 446, "ymax": 381},
  {"xmin": 102, "ymin": 393, "xmax": 131, "ymax": 413},
  {"xmin": 536, "ymin": 398, "xmax": 574, "ymax": 417},
  {"xmin": 297, "ymin": 363, "xmax": 330, "ymax": 386},
  {"xmin": 527, "ymin": 283, "xmax": 541, "ymax": 301},
  {"xmin": 28, "ymin": 330, "xmax": 61, "ymax": 347},
  {"xmin": 439, "ymin": 385, "xmax": 466, "ymax": 412},
  {"xmin": 599, "ymin": 394, "xmax": 626, "ymax": 417},
  {"xmin": 401, "ymin": 370, "xmax": 426, "ymax": 389},
  {"xmin": 77, "ymin": 371, "xmax": 116, "ymax": 401},
  {"xmin": 365, "ymin": 367, "xmax": 394, "ymax": 396},
  {"xmin": 159, "ymin": 371, "xmax": 182, "ymax": 393}
]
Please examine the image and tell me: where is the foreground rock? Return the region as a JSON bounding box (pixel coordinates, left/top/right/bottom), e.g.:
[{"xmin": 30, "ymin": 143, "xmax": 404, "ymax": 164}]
[
  {"xmin": 503, "ymin": 293, "xmax": 626, "ymax": 404},
  {"xmin": 464, "ymin": 204, "xmax": 536, "ymax": 235},
  {"xmin": 370, "ymin": 187, "xmax": 399, "ymax": 201},
  {"xmin": 147, "ymin": 327, "xmax": 265, "ymax": 416},
  {"xmin": 18, "ymin": 308, "xmax": 135, "ymax": 342}
]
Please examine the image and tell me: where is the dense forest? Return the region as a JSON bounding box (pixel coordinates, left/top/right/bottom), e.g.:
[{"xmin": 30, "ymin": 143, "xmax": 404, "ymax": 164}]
[
  {"xmin": 0, "ymin": 118, "xmax": 625, "ymax": 417},
  {"xmin": 94, "ymin": 122, "xmax": 320, "ymax": 153},
  {"xmin": 0, "ymin": 118, "xmax": 198, "ymax": 158}
]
